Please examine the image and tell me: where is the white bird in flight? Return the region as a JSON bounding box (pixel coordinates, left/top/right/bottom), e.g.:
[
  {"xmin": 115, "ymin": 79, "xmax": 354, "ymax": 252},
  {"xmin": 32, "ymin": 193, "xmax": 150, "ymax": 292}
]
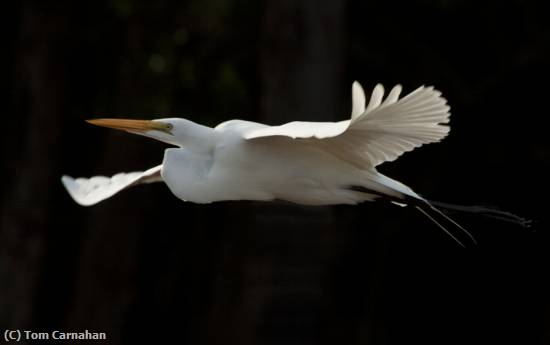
[{"xmin": 62, "ymin": 81, "xmax": 480, "ymax": 245}]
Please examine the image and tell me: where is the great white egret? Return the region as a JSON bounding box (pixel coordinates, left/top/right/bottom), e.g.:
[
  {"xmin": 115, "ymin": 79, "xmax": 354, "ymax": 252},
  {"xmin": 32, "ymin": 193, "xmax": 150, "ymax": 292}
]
[{"xmin": 61, "ymin": 82, "xmax": 486, "ymax": 246}]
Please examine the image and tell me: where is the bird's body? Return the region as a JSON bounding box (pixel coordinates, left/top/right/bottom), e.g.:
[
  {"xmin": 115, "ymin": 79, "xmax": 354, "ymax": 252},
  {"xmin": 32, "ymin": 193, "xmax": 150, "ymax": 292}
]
[
  {"xmin": 161, "ymin": 124, "xmax": 410, "ymax": 205},
  {"xmin": 62, "ymin": 81, "xmax": 484, "ymax": 245},
  {"xmin": 64, "ymin": 82, "xmax": 437, "ymax": 207}
]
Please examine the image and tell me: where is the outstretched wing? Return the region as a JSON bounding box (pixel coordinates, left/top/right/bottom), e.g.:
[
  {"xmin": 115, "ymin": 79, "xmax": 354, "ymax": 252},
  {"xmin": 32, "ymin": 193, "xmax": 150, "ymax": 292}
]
[
  {"xmin": 61, "ymin": 165, "xmax": 162, "ymax": 206},
  {"xmin": 243, "ymin": 81, "xmax": 450, "ymax": 168}
]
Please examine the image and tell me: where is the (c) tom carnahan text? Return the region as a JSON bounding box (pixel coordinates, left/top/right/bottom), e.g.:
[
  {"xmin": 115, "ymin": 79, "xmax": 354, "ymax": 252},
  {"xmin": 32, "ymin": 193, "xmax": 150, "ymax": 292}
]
[{"xmin": 4, "ymin": 330, "xmax": 106, "ymax": 341}]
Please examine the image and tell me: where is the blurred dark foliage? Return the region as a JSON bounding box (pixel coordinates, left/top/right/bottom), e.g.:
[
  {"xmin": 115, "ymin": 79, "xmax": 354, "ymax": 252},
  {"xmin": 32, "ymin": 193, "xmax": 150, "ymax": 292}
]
[{"xmin": 1, "ymin": 0, "xmax": 549, "ymax": 344}]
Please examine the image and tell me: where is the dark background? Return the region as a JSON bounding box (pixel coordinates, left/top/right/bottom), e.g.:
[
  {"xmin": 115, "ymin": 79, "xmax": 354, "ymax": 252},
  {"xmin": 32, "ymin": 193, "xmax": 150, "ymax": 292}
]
[{"xmin": 2, "ymin": 1, "xmax": 549, "ymax": 344}]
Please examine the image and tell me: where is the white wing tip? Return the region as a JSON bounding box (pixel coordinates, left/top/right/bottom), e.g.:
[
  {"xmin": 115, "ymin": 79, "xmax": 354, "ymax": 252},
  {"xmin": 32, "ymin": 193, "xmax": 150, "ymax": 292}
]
[
  {"xmin": 61, "ymin": 175, "xmax": 77, "ymax": 197},
  {"xmin": 61, "ymin": 175, "xmax": 95, "ymax": 206},
  {"xmin": 363, "ymin": 83, "xmax": 386, "ymax": 115},
  {"xmin": 351, "ymin": 81, "xmax": 367, "ymax": 119},
  {"xmin": 373, "ymin": 83, "xmax": 384, "ymax": 94}
]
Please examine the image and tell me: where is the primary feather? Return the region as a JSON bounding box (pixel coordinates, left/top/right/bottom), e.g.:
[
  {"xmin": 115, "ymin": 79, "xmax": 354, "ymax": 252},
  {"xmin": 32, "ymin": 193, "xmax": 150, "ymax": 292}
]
[
  {"xmin": 243, "ymin": 82, "xmax": 450, "ymax": 168},
  {"xmin": 61, "ymin": 165, "xmax": 162, "ymax": 206}
]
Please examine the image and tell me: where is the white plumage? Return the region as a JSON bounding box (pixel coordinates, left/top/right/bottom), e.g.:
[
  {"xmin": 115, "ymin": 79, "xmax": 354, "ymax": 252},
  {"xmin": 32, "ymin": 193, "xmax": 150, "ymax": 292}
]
[
  {"xmin": 62, "ymin": 82, "xmax": 450, "ymax": 206},
  {"xmin": 62, "ymin": 165, "xmax": 162, "ymax": 206},
  {"xmin": 62, "ymin": 81, "xmax": 475, "ymax": 245},
  {"xmin": 242, "ymin": 82, "xmax": 450, "ymax": 168}
]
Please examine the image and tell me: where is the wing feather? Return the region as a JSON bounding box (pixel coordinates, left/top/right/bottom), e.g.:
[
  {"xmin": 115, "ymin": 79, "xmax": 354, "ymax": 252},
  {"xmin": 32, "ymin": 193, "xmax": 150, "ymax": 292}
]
[
  {"xmin": 380, "ymin": 84, "xmax": 402, "ymax": 107},
  {"xmin": 365, "ymin": 84, "xmax": 384, "ymax": 113},
  {"xmin": 242, "ymin": 82, "xmax": 451, "ymax": 168},
  {"xmin": 351, "ymin": 81, "xmax": 366, "ymax": 119},
  {"xmin": 61, "ymin": 165, "xmax": 162, "ymax": 206}
]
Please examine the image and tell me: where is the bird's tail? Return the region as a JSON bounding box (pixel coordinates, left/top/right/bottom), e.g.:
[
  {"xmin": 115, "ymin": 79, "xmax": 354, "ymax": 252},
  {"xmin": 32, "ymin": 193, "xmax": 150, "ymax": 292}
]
[
  {"xmin": 352, "ymin": 173, "xmax": 530, "ymax": 247},
  {"xmin": 370, "ymin": 173, "xmax": 477, "ymax": 246},
  {"xmin": 348, "ymin": 181, "xmax": 476, "ymax": 247}
]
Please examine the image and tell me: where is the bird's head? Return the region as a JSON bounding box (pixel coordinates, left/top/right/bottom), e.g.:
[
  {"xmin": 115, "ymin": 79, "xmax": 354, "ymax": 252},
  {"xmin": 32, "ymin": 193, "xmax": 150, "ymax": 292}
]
[{"xmin": 86, "ymin": 117, "xmax": 208, "ymax": 147}]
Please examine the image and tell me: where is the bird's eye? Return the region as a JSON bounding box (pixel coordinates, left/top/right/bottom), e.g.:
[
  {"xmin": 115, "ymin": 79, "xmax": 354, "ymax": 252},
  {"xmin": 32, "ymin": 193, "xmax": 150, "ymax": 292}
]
[{"xmin": 166, "ymin": 123, "xmax": 173, "ymax": 130}]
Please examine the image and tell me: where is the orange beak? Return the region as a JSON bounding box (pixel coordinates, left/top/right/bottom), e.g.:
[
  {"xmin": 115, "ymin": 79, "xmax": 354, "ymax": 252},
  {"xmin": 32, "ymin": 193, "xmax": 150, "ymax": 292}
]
[
  {"xmin": 86, "ymin": 118, "xmax": 171, "ymax": 134},
  {"xmin": 87, "ymin": 118, "xmax": 155, "ymax": 132}
]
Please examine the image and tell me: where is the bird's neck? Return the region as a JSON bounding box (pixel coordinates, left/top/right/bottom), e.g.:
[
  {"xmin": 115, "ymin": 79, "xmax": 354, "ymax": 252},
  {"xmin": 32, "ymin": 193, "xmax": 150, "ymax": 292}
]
[{"xmin": 184, "ymin": 122, "xmax": 218, "ymax": 151}]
